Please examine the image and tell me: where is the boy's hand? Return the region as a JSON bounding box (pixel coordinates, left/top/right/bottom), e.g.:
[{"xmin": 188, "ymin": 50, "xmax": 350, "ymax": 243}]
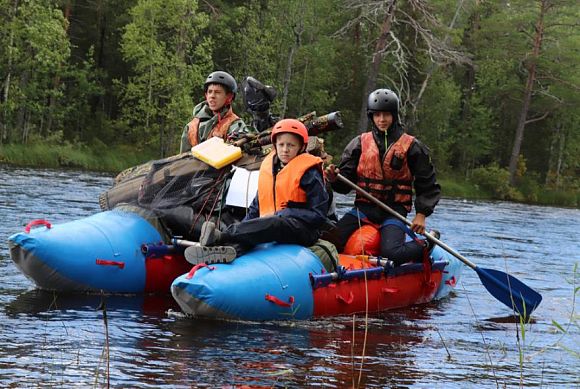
[
  {"xmin": 411, "ymin": 213, "xmax": 426, "ymax": 234},
  {"xmin": 325, "ymin": 164, "xmax": 339, "ymax": 183}
]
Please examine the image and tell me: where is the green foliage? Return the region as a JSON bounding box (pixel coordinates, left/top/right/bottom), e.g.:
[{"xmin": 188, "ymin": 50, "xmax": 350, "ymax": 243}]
[
  {"xmin": 437, "ymin": 175, "xmax": 492, "ymax": 200},
  {"xmin": 61, "ymin": 48, "xmax": 107, "ymax": 143},
  {"xmin": 414, "ymin": 70, "xmax": 462, "ymax": 172},
  {"xmin": 535, "ymin": 189, "xmax": 579, "ymax": 208},
  {"xmin": 470, "ymin": 163, "xmax": 519, "ymax": 200},
  {"xmin": 0, "ymin": 0, "xmax": 71, "ymax": 143},
  {"xmin": 0, "ymin": 141, "xmax": 156, "ymax": 172},
  {"xmin": 0, "ymin": 0, "xmax": 576, "ymax": 207},
  {"xmin": 452, "ymin": 93, "xmax": 495, "ymax": 171},
  {"xmin": 118, "ymin": 0, "xmax": 212, "ymax": 155},
  {"xmin": 516, "ymin": 173, "xmax": 540, "ymax": 203},
  {"xmin": 205, "ymin": 1, "xmax": 280, "ymax": 83}
]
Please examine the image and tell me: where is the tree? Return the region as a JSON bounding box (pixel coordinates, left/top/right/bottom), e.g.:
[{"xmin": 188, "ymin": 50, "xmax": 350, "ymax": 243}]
[
  {"xmin": 336, "ymin": 0, "xmax": 470, "ymax": 132},
  {"xmin": 119, "ymin": 0, "xmax": 212, "ymax": 156},
  {"xmin": 474, "ymin": 0, "xmax": 579, "ymax": 185},
  {"xmin": 507, "ymin": 0, "xmax": 549, "ymax": 185},
  {"xmin": 0, "ymin": 0, "xmax": 70, "ymax": 144}
]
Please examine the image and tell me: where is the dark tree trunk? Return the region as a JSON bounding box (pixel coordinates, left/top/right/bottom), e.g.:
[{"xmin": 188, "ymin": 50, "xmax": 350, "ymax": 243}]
[
  {"xmin": 508, "ymin": 0, "xmax": 548, "ymax": 185},
  {"xmin": 1, "ymin": 0, "xmax": 19, "ymax": 144},
  {"xmin": 357, "ymin": 0, "xmax": 397, "ymax": 133},
  {"xmin": 281, "ymin": 19, "xmax": 304, "ymax": 118}
]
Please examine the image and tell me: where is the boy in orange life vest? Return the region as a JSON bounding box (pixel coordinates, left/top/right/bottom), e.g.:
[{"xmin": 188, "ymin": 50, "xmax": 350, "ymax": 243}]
[
  {"xmin": 325, "ymin": 88, "xmax": 441, "ymax": 265},
  {"xmin": 179, "ymin": 71, "xmax": 252, "ymax": 153},
  {"xmin": 185, "ymin": 118, "xmax": 330, "ymax": 265}
]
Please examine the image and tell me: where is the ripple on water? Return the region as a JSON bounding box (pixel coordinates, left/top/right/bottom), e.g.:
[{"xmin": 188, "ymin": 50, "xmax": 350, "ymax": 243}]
[{"xmin": 0, "ymin": 166, "xmax": 579, "ymax": 387}]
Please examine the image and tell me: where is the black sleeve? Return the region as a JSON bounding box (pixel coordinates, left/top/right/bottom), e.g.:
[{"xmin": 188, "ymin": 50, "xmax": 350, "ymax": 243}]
[
  {"xmin": 408, "ymin": 139, "xmax": 441, "ymax": 217},
  {"xmin": 330, "ymin": 136, "xmax": 362, "ymax": 194}
]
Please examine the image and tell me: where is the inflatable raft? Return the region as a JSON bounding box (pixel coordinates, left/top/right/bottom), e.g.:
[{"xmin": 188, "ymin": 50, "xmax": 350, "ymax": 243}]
[
  {"xmin": 170, "ymin": 243, "xmax": 463, "ymax": 321},
  {"xmin": 9, "ymin": 207, "xmax": 463, "ymax": 320},
  {"xmin": 8, "ymin": 210, "xmax": 191, "ymax": 293}
]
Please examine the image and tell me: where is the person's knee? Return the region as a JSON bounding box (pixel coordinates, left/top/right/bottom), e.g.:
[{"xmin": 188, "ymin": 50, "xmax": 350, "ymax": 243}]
[
  {"xmin": 382, "ymin": 241, "xmax": 424, "ymax": 264},
  {"xmin": 381, "ymin": 246, "xmax": 405, "ymax": 262}
]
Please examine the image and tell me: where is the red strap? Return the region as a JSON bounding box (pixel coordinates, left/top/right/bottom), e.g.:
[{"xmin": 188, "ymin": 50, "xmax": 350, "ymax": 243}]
[
  {"xmin": 186, "ymin": 263, "xmax": 215, "ymax": 279},
  {"xmin": 265, "ymin": 294, "xmax": 295, "ymax": 307},
  {"xmin": 95, "ymin": 259, "xmax": 125, "ymax": 269},
  {"xmin": 445, "ymin": 276, "xmax": 457, "ymax": 287},
  {"xmin": 422, "ymin": 248, "xmax": 435, "ymax": 288},
  {"xmin": 24, "ymin": 219, "xmax": 52, "ymax": 233},
  {"xmin": 336, "ymin": 291, "xmax": 354, "ymax": 305}
]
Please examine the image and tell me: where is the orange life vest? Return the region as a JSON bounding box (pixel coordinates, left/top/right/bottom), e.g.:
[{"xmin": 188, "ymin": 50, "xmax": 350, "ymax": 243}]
[
  {"xmin": 186, "ymin": 106, "xmax": 240, "ymax": 147},
  {"xmin": 257, "ymin": 152, "xmax": 323, "ymax": 217},
  {"xmin": 356, "ymin": 132, "xmax": 414, "ymax": 212}
]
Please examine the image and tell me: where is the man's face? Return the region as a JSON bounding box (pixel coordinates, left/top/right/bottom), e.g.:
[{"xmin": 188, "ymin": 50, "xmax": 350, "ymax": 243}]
[
  {"xmin": 205, "ymin": 84, "xmax": 231, "ymax": 112},
  {"xmin": 372, "ymin": 111, "xmax": 393, "ymax": 132}
]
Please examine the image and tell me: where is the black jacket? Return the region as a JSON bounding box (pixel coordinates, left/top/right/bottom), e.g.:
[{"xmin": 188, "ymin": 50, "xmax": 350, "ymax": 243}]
[{"xmin": 331, "ymin": 123, "xmax": 441, "ymax": 224}]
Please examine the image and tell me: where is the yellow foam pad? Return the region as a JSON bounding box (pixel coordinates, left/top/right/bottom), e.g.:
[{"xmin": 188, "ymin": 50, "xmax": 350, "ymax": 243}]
[{"xmin": 191, "ymin": 136, "xmax": 242, "ymax": 169}]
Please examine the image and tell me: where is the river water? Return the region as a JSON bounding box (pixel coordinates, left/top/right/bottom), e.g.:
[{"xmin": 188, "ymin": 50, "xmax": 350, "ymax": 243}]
[{"xmin": 0, "ymin": 165, "xmax": 578, "ymax": 388}]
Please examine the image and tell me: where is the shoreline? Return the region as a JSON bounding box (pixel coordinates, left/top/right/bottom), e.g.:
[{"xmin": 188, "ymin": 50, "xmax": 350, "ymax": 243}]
[{"xmin": 1, "ymin": 145, "xmax": 577, "ymax": 209}]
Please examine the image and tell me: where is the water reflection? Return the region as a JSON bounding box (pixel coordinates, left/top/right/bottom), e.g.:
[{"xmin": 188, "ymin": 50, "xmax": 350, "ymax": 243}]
[
  {"xmin": 1, "ymin": 166, "xmax": 579, "ymax": 387},
  {"xmin": 5, "ymin": 290, "xmax": 176, "ymax": 318}
]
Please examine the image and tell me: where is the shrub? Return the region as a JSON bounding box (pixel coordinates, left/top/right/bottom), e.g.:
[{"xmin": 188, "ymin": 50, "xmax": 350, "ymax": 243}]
[
  {"xmin": 517, "ymin": 174, "xmax": 541, "ymax": 203},
  {"xmin": 470, "ymin": 163, "xmax": 521, "ymax": 200}
]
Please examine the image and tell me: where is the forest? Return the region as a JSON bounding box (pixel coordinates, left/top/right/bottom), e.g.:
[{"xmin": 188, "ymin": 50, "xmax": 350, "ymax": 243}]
[{"xmin": 0, "ymin": 0, "xmax": 578, "ymax": 206}]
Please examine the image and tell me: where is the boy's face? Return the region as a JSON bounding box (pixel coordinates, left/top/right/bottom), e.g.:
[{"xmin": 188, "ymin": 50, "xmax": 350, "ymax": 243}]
[
  {"xmin": 275, "ymin": 133, "xmax": 303, "ymax": 165},
  {"xmin": 372, "ymin": 111, "xmax": 393, "ymax": 132},
  {"xmin": 205, "ymin": 84, "xmax": 231, "ymax": 112}
]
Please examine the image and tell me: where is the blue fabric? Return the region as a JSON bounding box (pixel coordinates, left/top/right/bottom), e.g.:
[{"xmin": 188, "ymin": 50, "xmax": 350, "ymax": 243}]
[
  {"xmin": 346, "ymin": 208, "xmax": 367, "ymax": 220},
  {"xmin": 9, "ymin": 211, "xmax": 162, "ymax": 292},
  {"xmin": 171, "ymin": 244, "xmax": 322, "ymax": 320},
  {"xmin": 380, "ymin": 218, "xmax": 416, "ymax": 239}
]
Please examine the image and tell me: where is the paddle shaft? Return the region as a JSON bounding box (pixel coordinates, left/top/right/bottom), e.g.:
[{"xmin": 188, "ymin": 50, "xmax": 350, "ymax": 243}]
[
  {"xmin": 173, "ymin": 238, "xmax": 200, "ymax": 248},
  {"xmin": 336, "ymin": 174, "xmax": 477, "ymax": 270}
]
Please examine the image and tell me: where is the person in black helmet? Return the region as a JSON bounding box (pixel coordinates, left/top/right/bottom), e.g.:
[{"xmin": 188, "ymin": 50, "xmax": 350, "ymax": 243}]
[
  {"xmin": 325, "ymin": 88, "xmax": 441, "ymax": 265},
  {"xmin": 179, "ymin": 70, "xmax": 253, "ymax": 153}
]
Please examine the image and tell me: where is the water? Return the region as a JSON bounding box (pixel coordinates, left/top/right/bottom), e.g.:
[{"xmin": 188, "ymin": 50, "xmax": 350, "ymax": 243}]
[{"xmin": 0, "ymin": 165, "xmax": 578, "ymax": 388}]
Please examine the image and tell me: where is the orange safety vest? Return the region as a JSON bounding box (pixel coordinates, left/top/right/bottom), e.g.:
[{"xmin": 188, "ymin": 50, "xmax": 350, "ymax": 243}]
[
  {"xmin": 257, "ymin": 152, "xmax": 323, "ymax": 217},
  {"xmin": 186, "ymin": 106, "xmax": 240, "ymax": 147},
  {"xmin": 356, "ymin": 132, "xmax": 414, "ymax": 212}
]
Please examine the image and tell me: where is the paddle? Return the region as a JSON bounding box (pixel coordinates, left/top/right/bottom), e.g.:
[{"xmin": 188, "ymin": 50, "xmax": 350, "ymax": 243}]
[{"xmin": 335, "ymin": 173, "xmax": 543, "ymax": 317}]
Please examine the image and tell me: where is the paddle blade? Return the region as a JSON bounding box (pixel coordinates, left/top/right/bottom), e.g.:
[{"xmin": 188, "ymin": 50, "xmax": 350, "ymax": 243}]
[{"xmin": 476, "ymin": 267, "xmax": 542, "ymax": 317}]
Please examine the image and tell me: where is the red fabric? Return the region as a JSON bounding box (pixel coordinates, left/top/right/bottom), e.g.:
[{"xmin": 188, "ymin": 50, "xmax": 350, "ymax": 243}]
[
  {"xmin": 24, "ymin": 219, "xmax": 52, "ymax": 233},
  {"xmin": 95, "ymin": 259, "xmax": 125, "ymax": 269},
  {"xmin": 356, "ymin": 132, "xmax": 415, "ymax": 211},
  {"xmin": 313, "ymin": 254, "xmax": 443, "ymax": 317},
  {"xmin": 343, "ymin": 224, "xmax": 381, "ymax": 256},
  {"xmin": 144, "ymin": 254, "xmax": 196, "ymax": 292},
  {"xmin": 265, "ymin": 294, "xmax": 295, "ymax": 308}
]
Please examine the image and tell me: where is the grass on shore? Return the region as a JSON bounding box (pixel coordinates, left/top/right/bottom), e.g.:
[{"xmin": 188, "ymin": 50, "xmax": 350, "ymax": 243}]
[
  {"xmin": 1, "ymin": 142, "xmax": 577, "ymax": 208},
  {"xmin": 439, "ymin": 174, "xmax": 578, "ymax": 208},
  {"xmin": 0, "ymin": 142, "xmax": 156, "ymax": 173}
]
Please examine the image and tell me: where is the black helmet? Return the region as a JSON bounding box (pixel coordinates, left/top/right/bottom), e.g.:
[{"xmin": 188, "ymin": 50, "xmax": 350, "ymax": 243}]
[
  {"xmin": 241, "ymin": 76, "xmax": 277, "ymax": 113},
  {"xmin": 204, "ymin": 71, "xmax": 238, "ymax": 96},
  {"xmin": 367, "ymin": 88, "xmax": 399, "ymax": 120}
]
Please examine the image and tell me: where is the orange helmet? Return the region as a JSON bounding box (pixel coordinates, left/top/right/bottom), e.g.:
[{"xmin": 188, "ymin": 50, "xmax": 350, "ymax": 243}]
[{"xmin": 271, "ymin": 118, "xmax": 309, "ymax": 145}]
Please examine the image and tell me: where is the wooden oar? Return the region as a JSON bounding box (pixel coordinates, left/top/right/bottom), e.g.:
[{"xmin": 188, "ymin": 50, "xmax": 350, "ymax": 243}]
[{"xmin": 336, "ymin": 173, "xmax": 543, "ymax": 317}]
